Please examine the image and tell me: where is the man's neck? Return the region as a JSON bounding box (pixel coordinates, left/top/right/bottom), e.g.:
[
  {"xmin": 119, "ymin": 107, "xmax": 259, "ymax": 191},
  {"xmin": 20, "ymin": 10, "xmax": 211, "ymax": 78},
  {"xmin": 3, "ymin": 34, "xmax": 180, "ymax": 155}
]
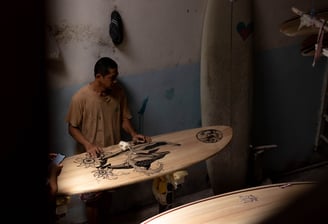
[{"xmin": 90, "ymin": 81, "xmax": 110, "ymax": 96}]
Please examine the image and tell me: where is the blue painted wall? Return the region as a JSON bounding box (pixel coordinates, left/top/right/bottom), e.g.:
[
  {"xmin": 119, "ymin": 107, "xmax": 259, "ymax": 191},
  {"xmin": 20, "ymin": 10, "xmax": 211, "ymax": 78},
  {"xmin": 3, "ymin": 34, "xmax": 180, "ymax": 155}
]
[
  {"xmin": 252, "ymin": 44, "xmax": 327, "ymax": 174},
  {"xmin": 49, "ymin": 63, "xmax": 201, "ymax": 156}
]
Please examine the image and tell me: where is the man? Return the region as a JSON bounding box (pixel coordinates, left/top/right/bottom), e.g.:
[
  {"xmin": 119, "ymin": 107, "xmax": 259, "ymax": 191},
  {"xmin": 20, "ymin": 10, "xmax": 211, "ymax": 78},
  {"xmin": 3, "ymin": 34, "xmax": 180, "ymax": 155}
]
[{"xmin": 66, "ymin": 57, "xmax": 151, "ymax": 223}]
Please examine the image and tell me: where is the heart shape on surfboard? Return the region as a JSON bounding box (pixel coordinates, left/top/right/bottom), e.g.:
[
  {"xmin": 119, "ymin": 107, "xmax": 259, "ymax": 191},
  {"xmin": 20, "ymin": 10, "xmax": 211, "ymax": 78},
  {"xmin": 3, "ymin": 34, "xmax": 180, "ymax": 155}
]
[{"xmin": 236, "ymin": 22, "xmax": 253, "ymax": 41}]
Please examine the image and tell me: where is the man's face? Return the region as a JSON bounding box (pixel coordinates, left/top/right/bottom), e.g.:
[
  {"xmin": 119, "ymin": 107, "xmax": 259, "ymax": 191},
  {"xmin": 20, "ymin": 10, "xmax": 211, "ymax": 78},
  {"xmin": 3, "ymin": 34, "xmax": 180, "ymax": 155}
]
[{"xmin": 102, "ymin": 68, "xmax": 118, "ymax": 89}]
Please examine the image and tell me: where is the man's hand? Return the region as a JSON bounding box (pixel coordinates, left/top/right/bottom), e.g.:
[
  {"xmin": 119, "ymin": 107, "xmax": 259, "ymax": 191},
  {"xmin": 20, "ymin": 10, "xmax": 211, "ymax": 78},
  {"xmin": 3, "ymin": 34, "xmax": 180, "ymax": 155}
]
[
  {"xmin": 132, "ymin": 134, "xmax": 152, "ymax": 144},
  {"xmin": 85, "ymin": 144, "xmax": 104, "ymax": 158}
]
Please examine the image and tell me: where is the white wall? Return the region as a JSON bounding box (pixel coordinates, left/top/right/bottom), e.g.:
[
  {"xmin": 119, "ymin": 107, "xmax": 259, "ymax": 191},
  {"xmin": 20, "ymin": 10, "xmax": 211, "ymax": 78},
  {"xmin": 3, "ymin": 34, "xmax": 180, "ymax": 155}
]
[{"xmin": 46, "ymin": 0, "xmax": 207, "ymax": 88}]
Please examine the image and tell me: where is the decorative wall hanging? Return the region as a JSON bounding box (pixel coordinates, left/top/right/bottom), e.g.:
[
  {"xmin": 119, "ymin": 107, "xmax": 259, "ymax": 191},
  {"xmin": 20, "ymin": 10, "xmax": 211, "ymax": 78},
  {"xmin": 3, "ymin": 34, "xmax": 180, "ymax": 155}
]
[{"xmin": 109, "ymin": 10, "xmax": 124, "ymax": 45}]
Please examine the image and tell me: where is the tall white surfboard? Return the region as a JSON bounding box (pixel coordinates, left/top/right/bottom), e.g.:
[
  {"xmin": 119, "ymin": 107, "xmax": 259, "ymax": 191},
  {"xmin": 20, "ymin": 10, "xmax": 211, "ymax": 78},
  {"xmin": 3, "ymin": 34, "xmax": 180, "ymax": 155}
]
[{"xmin": 200, "ymin": 0, "xmax": 253, "ymax": 194}]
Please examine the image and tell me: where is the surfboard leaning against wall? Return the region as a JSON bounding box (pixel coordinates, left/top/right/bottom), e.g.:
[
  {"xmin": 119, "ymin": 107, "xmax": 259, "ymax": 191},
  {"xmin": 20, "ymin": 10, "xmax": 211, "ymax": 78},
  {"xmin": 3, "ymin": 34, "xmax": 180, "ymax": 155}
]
[{"xmin": 200, "ymin": 0, "xmax": 253, "ymax": 194}]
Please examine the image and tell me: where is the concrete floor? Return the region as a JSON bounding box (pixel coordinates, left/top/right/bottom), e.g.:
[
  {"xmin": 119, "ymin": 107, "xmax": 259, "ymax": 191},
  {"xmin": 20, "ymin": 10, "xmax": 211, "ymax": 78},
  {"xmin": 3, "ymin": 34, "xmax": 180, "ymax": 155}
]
[
  {"xmin": 56, "ymin": 187, "xmax": 214, "ymax": 224},
  {"xmin": 56, "ymin": 162, "xmax": 328, "ymax": 224}
]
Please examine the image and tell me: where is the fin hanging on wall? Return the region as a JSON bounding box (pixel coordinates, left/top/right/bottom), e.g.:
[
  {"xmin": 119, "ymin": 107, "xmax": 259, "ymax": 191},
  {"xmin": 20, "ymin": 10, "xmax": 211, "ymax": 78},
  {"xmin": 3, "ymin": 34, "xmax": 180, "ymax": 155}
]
[{"xmin": 109, "ymin": 10, "xmax": 123, "ymax": 45}]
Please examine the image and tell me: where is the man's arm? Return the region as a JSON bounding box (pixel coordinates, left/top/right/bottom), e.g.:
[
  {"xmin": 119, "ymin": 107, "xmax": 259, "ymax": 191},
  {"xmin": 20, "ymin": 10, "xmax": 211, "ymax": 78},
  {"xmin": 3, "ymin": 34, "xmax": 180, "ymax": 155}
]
[
  {"xmin": 122, "ymin": 118, "xmax": 151, "ymax": 143},
  {"xmin": 68, "ymin": 124, "xmax": 103, "ymax": 157},
  {"xmin": 48, "ymin": 162, "xmax": 62, "ymax": 197}
]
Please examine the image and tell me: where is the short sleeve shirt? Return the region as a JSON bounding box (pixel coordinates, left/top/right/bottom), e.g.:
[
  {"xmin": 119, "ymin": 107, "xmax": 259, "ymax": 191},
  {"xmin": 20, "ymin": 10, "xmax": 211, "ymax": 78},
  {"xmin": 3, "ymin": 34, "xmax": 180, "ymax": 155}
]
[{"xmin": 66, "ymin": 82, "xmax": 132, "ymax": 153}]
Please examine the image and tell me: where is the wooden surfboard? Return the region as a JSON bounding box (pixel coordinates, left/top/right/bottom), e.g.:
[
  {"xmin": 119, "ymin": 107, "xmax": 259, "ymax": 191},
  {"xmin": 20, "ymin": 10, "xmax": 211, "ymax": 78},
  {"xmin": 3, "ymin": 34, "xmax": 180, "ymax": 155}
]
[
  {"xmin": 141, "ymin": 182, "xmax": 316, "ymax": 224},
  {"xmin": 280, "ymin": 8, "xmax": 328, "ymax": 37},
  {"xmin": 200, "ymin": 0, "xmax": 252, "ymax": 194},
  {"xmin": 57, "ymin": 125, "xmax": 232, "ymax": 195}
]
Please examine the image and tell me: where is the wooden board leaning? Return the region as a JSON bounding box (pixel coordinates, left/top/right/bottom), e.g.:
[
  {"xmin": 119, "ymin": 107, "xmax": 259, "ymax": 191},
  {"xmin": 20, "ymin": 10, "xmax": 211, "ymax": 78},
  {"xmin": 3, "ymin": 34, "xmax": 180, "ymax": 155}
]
[
  {"xmin": 57, "ymin": 125, "xmax": 232, "ymax": 195},
  {"xmin": 200, "ymin": 0, "xmax": 252, "ymax": 194}
]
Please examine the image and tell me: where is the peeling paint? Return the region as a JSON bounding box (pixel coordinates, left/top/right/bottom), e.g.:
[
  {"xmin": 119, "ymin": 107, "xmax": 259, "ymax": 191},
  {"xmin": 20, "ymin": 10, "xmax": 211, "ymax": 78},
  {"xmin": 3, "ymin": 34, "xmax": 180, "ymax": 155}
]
[{"xmin": 48, "ymin": 23, "xmax": 110, "ymax": 47}]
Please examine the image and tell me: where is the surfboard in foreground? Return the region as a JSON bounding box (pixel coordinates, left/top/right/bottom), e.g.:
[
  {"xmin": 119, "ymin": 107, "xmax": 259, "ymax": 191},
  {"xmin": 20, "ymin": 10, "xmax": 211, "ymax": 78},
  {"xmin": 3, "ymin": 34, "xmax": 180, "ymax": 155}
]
[
  {"xmin": 57, "ymin": 125, "xmax": 232, "ymax": 195},
  {"xmin": 141, "ymin": 182, "xmax": 316, "ymax": 224}
]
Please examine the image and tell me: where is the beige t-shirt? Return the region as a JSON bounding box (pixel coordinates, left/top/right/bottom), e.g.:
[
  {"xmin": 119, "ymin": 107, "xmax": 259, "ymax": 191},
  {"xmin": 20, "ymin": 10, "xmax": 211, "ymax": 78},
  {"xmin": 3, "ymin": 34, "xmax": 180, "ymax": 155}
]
[{"xmin": 66, "ymin": 82, "xmax": 132, "ymax": 153}]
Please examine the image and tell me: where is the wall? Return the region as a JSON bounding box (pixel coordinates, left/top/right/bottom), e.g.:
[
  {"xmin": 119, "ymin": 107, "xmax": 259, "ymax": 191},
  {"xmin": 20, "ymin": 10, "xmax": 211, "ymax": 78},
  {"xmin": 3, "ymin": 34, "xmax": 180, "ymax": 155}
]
[{"xmin": 46, "ymin": 0, "xmax": 206, "ymax": 154}]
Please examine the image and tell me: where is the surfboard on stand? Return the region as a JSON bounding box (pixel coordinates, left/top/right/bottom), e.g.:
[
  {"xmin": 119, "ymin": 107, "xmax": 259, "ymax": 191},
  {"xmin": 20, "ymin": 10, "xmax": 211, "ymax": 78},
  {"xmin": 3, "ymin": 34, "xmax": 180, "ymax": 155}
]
[
  {"xmin": 57, "ymin": 125, "xmax": 232, "ymax": 195},
  {"xmin": 200, "ymin": 0, "xmax": 253, "ymax": 194},
  {"xmin": 280, "ymin": 8, "xmax": 328, "ymax": 37}
]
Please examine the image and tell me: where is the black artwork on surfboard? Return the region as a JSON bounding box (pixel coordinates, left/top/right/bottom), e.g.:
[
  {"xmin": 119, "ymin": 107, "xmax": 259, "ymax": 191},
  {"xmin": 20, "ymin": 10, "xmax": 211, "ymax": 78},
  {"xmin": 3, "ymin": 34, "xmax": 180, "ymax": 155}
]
[{"xmin": 196, "ymin": 129, "xmax": 223, "ymax": 143}]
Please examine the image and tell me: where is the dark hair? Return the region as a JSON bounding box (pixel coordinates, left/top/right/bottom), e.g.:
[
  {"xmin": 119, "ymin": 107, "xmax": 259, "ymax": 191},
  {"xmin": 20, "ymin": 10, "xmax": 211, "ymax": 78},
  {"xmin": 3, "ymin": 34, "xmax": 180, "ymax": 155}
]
[{"xmin": 94, "ymin": 57, "xmax": 118, "ymax": 77}]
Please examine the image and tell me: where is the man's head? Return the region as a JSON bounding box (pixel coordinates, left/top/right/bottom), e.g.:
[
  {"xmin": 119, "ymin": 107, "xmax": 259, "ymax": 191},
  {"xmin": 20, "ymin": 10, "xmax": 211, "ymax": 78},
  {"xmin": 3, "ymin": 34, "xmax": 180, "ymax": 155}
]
[
  {"xmin": 94, "ymin": 57, "xmax": 119, "ymax": 89},
  {"xmin": 94, "ymin": 57, "xmax": 118, "ymax": 77}
]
